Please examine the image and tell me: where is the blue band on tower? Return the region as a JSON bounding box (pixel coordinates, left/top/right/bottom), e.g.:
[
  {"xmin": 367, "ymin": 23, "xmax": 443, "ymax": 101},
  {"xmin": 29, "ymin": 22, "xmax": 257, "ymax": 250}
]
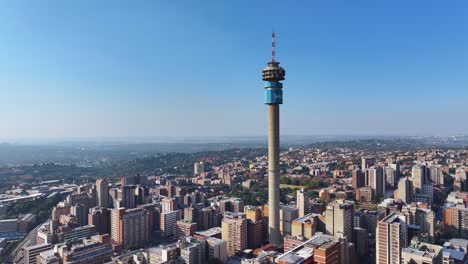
[
  {"xmin": 264, "ymin": 81, "xmax": 283, "ymax": 89},
  {"xmin": 265, "ymin": 89, "xmax": 283, "ymax": 104}
]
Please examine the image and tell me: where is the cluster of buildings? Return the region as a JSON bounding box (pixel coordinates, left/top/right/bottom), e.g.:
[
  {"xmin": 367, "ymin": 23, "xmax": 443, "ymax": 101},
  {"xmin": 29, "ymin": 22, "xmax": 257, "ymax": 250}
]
[
  {"xmin": 7, "ymin": 145, "xmax": 467, "ymax": 264},
  {"xmin": 11, "ymin": 172, "xmax": 271, "ymax": 263},
  {"xmin": 6, "ymin": 145, "xmax": 467, "ymax": 264}
]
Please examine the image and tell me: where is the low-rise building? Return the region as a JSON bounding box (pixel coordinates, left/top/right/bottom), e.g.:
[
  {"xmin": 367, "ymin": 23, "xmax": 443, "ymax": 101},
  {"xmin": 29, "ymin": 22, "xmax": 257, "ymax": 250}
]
[
  {"xmin": 56, "ymin": 237, "xmax": 113, "ymax": 264},
  {"xmin": 291, "ymin": 213, "xmax": 319, "ymax": 240},
  {"xmin": 401, "ymin": 242, "xmax": 443, "ymax": 264},
  {"xmin": 276, "ymin": 232, "xmax": 349, "ymax": 264}
]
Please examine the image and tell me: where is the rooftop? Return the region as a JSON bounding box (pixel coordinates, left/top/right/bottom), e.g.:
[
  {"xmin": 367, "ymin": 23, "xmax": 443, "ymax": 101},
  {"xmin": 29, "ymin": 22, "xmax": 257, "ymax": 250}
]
[
  {"xmin": 402, "ymin": 242, "xmax": 442, "ymax": 259},
  {"xmin": 446, "ymin": 238, "xmax": 468, "ymax": 252},
  {"xmin": 205, "ymin": 237, "xmax": 225, "ymax": 245},
  {"xmin": 381, "ymin": 212, "xmax": 406, "ymax": 224},
  {"xmin": 276, "ymin": 232, "xmax": 338, "ymax": 263},
  {"xmin": 292, "ymin": 213, "xmax": 320, "ymax": 224},
  {"xmin": 194, "ymin": 227, "xmax": 222, "ymax": 237}
]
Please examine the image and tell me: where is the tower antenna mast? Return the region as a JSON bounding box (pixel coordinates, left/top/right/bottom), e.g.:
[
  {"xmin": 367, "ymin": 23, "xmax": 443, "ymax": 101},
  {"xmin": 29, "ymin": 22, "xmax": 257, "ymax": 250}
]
[{"xmin": 271, "ymin": 31, "xmax": 276, "ymax": 62}]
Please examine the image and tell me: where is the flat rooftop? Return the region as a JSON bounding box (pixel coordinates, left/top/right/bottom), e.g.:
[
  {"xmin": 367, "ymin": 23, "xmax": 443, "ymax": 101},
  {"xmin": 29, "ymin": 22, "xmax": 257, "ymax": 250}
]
[
  {"xmin": 381, "ymin": 212, "xmax": 405, "ymax": 224},
  {"xmin": 194, "ymin": 227, "xmax": 222, "ymax": 237},
  {"xmin": 293, "ymin": 213, "xmax": 320, "ymax": 224},
  {"xmin": 276, "ymin": 233, "xmax": 338, "ymax": 263}
]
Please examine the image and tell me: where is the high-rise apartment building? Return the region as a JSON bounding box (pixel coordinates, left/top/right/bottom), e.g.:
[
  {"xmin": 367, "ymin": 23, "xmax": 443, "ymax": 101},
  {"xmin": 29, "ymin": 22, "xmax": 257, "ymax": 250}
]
[
  {"xmin": 95, "ymin": 179, "xmax": 109, "ymax": 208},
  {"xmin": 245, "ymin": 205, "xmax": 265, "ymax": 244},
  {"xmin": 245, "ymin": 205, "xmax": 262, "ymax": 222},
  {"xmin": 161, "ymin": 197, "xmax": 178, "ymax": 213},
  {"xmin": 111, "ymin": 207, "xmax": 149, "ymax": 248},
  {"xmin": 444, "ymin": 202, "xmax": 468, "ymax": 238},
  {"xmin": 400, "ymin": 204, "xmax": 436, "ymax": 242},
  {"xmin": 428, "ymin": 165, "xmax": 443, "ymax": 185},
  {"xmin": 385, "ymin": 166, "xmax": 397, "ymax": 187},
  {"xmin": 221, "ymin": 213, "xmax": 248, "ymax": 256},
  {"xmin": 71, "ymin": 204, "xmax": 88, "ymax": 227},
  {"xmin": 389, "ymin": 163, "xmax": 400, "ymax": 181},
  {"xmin": 414, "ymin": 183, "xmax": 433, "ymax": 204},
  {"xmin": 376, "ymin": 213, "xmax": 407, "ymax": 264},
  {"xmin": 352, "ymin": 170, "xmax": 365, "ymax": 190},
  {"xmin": 325, "ymin": 200, "xmax": 354, "ymax": 242},
  {"xmin": 356, "ymin": 210, "xmax": 385, "ymax": 239},
  {"xmin": 205, "ymin": 237, "xmax": 227, "ymax": 263},
  {"xmin": 176, "ymin": 220, "xmax": 197, "ymax": 240},
  {"xmin": 296, "ymin": 188, "xmax": 309, "ymax": 217},
  {"xmin": 354, "ymin": 227, "xmax": 369, "ymax": 256},
  {"xmin": 397, "ymin": 177, "xmax": 412, "ymax": 203},
  {"xmin": 88, "ymin": 207, "xmax": 110, "ymax": 235},
  {"xmin": 280, "ymin": 205, "xmax": 299, "ymax": 236},
  {"xmin": 366, "ymin": 166, "xmax": 385, "ymax": 197},
  {"xmin": 199, "ymin": 207, "xmax": 215, "ymax": 231},
  {"xmin": 184, "ymin": 206, "xmax": 197, "ymax": 223},
  {"xmin": 455, "ymin": 167, "xmax": 467, "ymax": 182},
  {"xmin": 219, "ymin": 198, "xmax": 244, "ymax": 213},
  {"xmin": 180, "ymin": 237, "xmax": 205, "ymax": 264},
  {"xmin": 412, "ymin": 165, "xmax": 426, "ymax": 192},
  {"xmin": 135, "ymin": 185, "xmax": 148, "ymax": 205},
  {"xmin": 120, "ymin": 174, "xmax": 147, "ymax": 187},
  {"xmin": 361, "ymin": 157, "xmax": 374, "ymax": 170},
  {"xmin": 455, "ymin": 168, "xmax": 467, "ymax": 192},
  {"xmin": 121, "ymin": 185, "xmax": 136, "ymax": 209},
  {"xmin": 193, "ymin": 162, "xmax": 205, "ymax": 176},
  {"xmin": 247, "ymin": 219, "xmax": 262, "ymax": 249},
  {"xmin": 419, "ymin": 208, "xmax": 436, "ymax": 242},
  {"xmin": 160, "ymin": 209, "xmax": 182, "ymax": 238}
]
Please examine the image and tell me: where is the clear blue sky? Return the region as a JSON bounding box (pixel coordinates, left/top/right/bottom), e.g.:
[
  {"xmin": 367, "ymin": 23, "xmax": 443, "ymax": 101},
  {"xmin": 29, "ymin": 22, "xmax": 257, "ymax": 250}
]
[{"xmin": 1, "ymin": 1, "xmax": 467, "ymax": 139}]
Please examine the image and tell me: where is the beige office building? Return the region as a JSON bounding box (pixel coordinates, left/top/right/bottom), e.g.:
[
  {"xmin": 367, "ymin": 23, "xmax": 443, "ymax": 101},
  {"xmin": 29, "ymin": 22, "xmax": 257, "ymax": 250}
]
[
  {"xmin": 325, "ymin": 200, "xmax": 354, "ymax": 242},
  {"xmin": 291, "ymin": 213, "xmax": 319, "ymax": 240},
  {"xmin": 297, "ymin": 188, "xmax": 309, "ymax": 217}
]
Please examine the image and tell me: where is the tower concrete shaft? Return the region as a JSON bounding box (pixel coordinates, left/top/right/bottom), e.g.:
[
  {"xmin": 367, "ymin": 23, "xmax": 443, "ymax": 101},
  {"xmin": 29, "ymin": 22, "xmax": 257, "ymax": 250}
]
[
  {"xmin": 262, "ymin": 32, "xmax": 285, "ymax": 247},
  {"xmin": 268, "ymin": 104, "xmax": 281, "ymax": 246}
]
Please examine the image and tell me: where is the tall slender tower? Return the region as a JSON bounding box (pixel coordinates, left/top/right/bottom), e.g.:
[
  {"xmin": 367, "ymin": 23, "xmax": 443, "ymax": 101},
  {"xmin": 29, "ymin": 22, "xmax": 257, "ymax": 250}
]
[{"xmin": 262, "ymin": 31, "xmax": 285, "ymax": 247}]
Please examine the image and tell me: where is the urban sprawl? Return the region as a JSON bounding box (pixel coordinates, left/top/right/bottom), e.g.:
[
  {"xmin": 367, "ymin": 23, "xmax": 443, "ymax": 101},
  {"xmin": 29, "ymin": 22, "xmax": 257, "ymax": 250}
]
[{"xmin": 0, "ymin": 147, "xmax": 467, "ymax": 264}]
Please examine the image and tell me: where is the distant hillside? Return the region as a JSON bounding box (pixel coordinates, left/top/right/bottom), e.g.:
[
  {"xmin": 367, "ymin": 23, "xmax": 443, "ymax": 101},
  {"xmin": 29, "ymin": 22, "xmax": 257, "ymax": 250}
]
[
  {"xmin": 110, "ymin": 148, "xmax": 267, "ymax": 176},
  {"xmin": 306, "ymin": 138, "xmax": 468, "ymax": 151},
  {"xmin": 0, "ymin": 142, "xmax": 266, "ymax": 166},
  {"xmin": 0, "ymin": 148, "xmax": 267, "ymax": 189}
]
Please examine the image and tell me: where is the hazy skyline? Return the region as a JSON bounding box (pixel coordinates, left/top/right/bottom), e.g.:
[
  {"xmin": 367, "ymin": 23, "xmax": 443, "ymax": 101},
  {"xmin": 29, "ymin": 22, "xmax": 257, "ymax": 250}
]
[{"xmin": 1, "ymin": 1, "xmax": 468, "ymax": 139}]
